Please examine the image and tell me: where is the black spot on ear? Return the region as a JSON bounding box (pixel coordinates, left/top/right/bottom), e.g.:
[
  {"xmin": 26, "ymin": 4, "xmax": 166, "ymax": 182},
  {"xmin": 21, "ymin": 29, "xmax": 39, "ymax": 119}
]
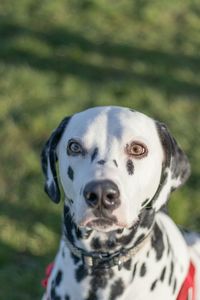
[
  {"xmin": 109, "ymin": 278, "xmax": 124, "ymax": 300},
  {"xmin": 97, "ymin": 160, "xmax": 106, "ymax": 165},
  {"xmin": 55, "ymin": 270, "xmax": 63, "ymax": 286},
  {"xmin": 126, "ymin": 159, "xmax": 134, "ymax": 175},
  {"xmin": 67, "ymin": 166, "xmax": 74, "ymax": 181},
  {"xmin": 151, "ymin": 223, "xmax": 164, "ymax": 261},
  {"xmin": 65, "ymin": 296, "xmax": 70, "ymax": 300},
  {"xmin": 113, "ymin": 160, "xmax": 118, "ymax": 167},
  {"xmin": 140, "ymin": 263, "xmax": 147, "ymax": 277},
  {"xmin": 91, "ymin": 147, "xmax": 99, "ymax": 162}
]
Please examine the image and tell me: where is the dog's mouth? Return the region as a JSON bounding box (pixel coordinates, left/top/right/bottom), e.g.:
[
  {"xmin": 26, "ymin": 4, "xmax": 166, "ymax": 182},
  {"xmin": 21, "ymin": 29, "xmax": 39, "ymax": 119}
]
[
  {"xmin": 79, "ymin": 215, "xmax": 123, "ymax": 232},
  {"xmin": 79, "ymin": 216, "xmax": 140, "ymax": 233},
  {"xmin": 86, "ymin": 218, "xmax": 115, "ymax": 229}
]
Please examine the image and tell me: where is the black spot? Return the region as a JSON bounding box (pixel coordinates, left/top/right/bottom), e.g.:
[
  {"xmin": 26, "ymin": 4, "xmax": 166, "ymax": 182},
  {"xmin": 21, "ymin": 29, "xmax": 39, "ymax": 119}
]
[
  {"xmin": 151, "ymin": 223, "xmax": 164, "ymax": 260},
  {"xmin": 71, "ymin": 253, "xmax": 80, "ymax": 264},
  {"xmin": 126, "ymin": 159, "xmax": 134, "ymax": 175},
  {"xmin": 132, "ymin": 263, "xmax": 138, "ymax": 281},
  {"xmin": 63, "ymin": 205, "xmax": 75, "ymax": 244},
  {"xmin": 67, "ymin": 166, "xmax": 74, "ymax": 181},
  {"xmin": 140, "ymin": 209, "xmax": 155, "ymax": 229},
  {"xmin": 75, "ymin": 264, "xmax": 88, "ymax": 282},
  {"xmin": 123, "ymin": 259, "xmax": 132, "ymax": 271},
  {"xmin": 113, "ymin": 160, "xmax": 118, "ymax": 167},
  {"xmin": 55, "ymin": 270, "xmax": 62, "ymax": 286},
  {"xmin": 166, "ymin": 235, "xmax": 171, "ymax": 256},
  {"xmin": 168, "ymin": 261, "xmax": 174, "ymax": 285},
  {"xmin": 75, "ymin": 226, "xmax": 84, "ymax": 240},
  {"xmin": 106, "ymin": 238, "xmax": 117, "ymax": 249},
  {"xmin": 141, "ymin": 198, "xmax": 150, "ymax": 207},
  {"xmin": 133, "ymin": 234, "xmax": 145, "ymax": 247},
  {"xmin": 85, "ymin": 271, "xmax": 109, "ymax": 300},
  {"xmin": 62, "ymin": 248, "xmax": 65, "ymax": 258},
  {"xmin": 91, "ymin": 147, "xmax": 98, "ymax": 162},
  {"xmin": 140, "ymin": 263, "xmax": 147, "ymax": 277},
  {"xmin": 109, "ymin": 278, "xmax": 124, "ymax": 300},
  {"xmin": 146, "ymin": 251, "xmax": 150, "ymax": 258},
  {"xmin": 68, "ymin": 198, "xmax": 74, "ymax": 205},
  {"xmin": 65, "ymin": 296, "xmax": 70, "ymax": 300},
  {"xmin": 129, "ymin": 109, "xmax": 136, "ymax": 112},
  {"xmin": 160, "ymin": 266, "xmax": 166, "ymax": 282},
  {"xmin": 50, "ymin": 284, "xmax": 61, "ymax": 300},
  {"xmin": 173, "ymin": 278, "xmax": 177, "ymax": 294},
  {"xmin": 150, "ymin": 279, "xmax": 158, "ymax": 291},
  {"xmin": 97, "ymin": 159, "xmax": 106, "ymax": 165},
  {"xmin": 91, "ymin": 237, "xmax": 102, "ymax": 250}
]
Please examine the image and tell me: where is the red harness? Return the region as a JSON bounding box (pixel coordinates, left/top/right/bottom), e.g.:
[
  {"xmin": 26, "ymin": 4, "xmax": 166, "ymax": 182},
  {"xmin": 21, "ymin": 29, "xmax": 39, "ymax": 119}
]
[
  {"xmin": 177, "ymin": 262, "xmax": 195, "ymax": 300},
  {"xmin": 41, "ymin": 261, "xmax": 196, "ymax": 300}
]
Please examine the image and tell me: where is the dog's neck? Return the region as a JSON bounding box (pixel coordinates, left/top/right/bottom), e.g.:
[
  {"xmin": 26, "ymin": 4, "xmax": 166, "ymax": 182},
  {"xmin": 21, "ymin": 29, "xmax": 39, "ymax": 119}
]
[{"xmin": 62, "ymin": 205, "xmax": 155, "ymax": 256}]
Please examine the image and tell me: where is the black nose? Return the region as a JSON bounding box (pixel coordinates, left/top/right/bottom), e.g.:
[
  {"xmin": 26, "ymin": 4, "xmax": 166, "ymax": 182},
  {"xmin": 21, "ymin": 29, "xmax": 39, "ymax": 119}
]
[{"xmin": 83, "ymin": 180, "xmax": 120, "ymax": 210}]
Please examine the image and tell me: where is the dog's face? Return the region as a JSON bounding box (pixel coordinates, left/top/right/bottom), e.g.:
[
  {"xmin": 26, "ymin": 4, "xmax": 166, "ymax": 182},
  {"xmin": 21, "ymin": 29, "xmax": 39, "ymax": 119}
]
[{"xmin": 41, "ymin": 106, "xmax": 190, "ymax": 233}]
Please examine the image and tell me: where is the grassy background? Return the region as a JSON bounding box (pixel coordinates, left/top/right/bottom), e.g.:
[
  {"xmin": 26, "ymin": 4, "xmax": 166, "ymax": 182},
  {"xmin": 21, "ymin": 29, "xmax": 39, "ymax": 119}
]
[{"xmin": 0, "ymin": 0, "xmax": 200, "ymax": 298}]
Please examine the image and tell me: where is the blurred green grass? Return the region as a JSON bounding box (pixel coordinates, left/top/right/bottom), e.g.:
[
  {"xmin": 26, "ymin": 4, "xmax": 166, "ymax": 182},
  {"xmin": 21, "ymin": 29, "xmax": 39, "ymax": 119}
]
[{"xmin": 0, "ymin": 0, "xmax": 200, "ymax": 298}]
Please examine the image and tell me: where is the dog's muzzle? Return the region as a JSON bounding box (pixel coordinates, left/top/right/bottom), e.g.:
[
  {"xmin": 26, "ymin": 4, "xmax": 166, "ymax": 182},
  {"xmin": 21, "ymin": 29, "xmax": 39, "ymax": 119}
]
[{"xmin": 83, "ymin": 180, "xmax": 120, "ymax": 211}]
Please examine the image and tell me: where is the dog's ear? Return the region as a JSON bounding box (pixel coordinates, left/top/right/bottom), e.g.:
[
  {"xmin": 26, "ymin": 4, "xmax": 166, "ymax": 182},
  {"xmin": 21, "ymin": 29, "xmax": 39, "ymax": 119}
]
[
  {"xmin": 151, "ymin": 122, "xmax": 191, "ymax": 211},
  {"xmin": 41, "ymin": 116, "xmax": 71, "ymax": 203}
]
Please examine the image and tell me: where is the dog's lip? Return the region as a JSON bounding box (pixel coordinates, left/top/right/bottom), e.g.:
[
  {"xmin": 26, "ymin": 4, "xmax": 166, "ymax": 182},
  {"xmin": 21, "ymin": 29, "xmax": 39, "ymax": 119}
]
[
  {"xmin": 86, "ymin": 218, "xmax": 114, "ymax": 227},
  {"xmin": 79, "ymin": 217, "xmax": 128, "ymax": 231}
]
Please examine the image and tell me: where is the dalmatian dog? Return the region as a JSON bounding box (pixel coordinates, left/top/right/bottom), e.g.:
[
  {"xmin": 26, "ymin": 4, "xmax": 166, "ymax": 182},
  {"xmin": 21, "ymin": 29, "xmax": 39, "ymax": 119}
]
[{"xmin": 41, "ymin": 106, "xmax": 200, "ymax": 300}]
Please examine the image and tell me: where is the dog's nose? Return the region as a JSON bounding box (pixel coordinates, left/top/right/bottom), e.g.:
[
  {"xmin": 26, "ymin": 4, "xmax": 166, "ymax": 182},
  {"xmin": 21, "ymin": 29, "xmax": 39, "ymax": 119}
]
[{"xmin": 83, "ymin": 180, "xmax": 120, "ymax": 210}]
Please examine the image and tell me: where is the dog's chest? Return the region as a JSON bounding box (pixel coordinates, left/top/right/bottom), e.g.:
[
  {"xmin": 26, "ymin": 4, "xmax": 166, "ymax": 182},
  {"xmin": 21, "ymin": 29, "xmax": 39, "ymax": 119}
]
[{"xmin": 46, "ymin": 236, "xmax": 186, "ymax": 300}]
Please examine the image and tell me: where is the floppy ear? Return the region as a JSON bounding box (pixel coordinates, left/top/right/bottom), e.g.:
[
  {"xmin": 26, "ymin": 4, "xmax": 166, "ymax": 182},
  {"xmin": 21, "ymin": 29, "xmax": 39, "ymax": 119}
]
[
  {"xmin": 150, "ymin": 122, "xmax": 191, "ymax": 211},
  {"xmin": 41, "ymin": 116, "xmax": 71, "ymax": 203}
]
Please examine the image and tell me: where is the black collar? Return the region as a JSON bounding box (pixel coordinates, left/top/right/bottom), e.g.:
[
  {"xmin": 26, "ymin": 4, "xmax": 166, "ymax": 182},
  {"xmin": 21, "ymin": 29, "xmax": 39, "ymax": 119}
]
[{"xmin": 63, "ymin": 231, "xmax": 151, "ymax": 271}]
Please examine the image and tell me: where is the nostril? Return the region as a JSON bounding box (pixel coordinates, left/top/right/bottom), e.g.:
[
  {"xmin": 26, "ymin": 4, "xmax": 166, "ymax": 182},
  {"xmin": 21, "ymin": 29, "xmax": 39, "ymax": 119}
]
[
  {"xmin": 84, "ymin": 186, "xmax": 100, "ymax": 208},
  {"xmin": 104, "ymin": 190, "xmax": 119, "ymax": 206},
  {"xmin": 86, "ymin": 192, "xmax": 98, "ymax": 202},
  {"xmin": 106, "ymin": 192, "xmax": 116, "ymax": 201}
]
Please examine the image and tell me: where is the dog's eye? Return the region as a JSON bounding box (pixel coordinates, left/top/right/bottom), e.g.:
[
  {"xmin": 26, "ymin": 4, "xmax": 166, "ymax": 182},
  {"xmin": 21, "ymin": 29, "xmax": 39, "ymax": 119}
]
[
  {"xmin": 126, "ymin": 142, "xmax": 148, "ymax": 158},
  {"xmin": 67, "ymin": 140, "xmax": 83, "ymax": 155}
]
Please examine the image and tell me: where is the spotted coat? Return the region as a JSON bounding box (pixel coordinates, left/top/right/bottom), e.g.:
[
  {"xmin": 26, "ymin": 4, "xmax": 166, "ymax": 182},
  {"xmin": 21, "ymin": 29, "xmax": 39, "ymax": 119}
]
[{"xmin": 41, "ymin": 106, "xmax": 200, "ymax": 300}]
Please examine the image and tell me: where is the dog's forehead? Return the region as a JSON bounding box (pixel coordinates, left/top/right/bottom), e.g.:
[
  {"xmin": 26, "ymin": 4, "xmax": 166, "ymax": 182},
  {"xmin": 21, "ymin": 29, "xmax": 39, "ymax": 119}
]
[{"xmin": 63, "ymin": 106, "xmax": 159, "ymax": 146}]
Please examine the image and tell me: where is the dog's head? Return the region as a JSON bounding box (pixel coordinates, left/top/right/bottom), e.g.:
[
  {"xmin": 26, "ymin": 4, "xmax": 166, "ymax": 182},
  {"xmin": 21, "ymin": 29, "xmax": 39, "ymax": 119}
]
[{"xmin": 41, "ymin": 106, "xmax": 190, "ymax": 233}]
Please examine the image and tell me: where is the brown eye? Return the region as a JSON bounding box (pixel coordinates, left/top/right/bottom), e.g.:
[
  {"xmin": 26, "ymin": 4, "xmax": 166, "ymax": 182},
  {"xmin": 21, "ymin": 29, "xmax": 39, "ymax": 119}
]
[
  {"xmin": 126, "ymin": 142, "xmax": 148, "ymax": 158},
  {"xmin": 67, "ymin": 139, "xmax": 83, "ymax": 155}
]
